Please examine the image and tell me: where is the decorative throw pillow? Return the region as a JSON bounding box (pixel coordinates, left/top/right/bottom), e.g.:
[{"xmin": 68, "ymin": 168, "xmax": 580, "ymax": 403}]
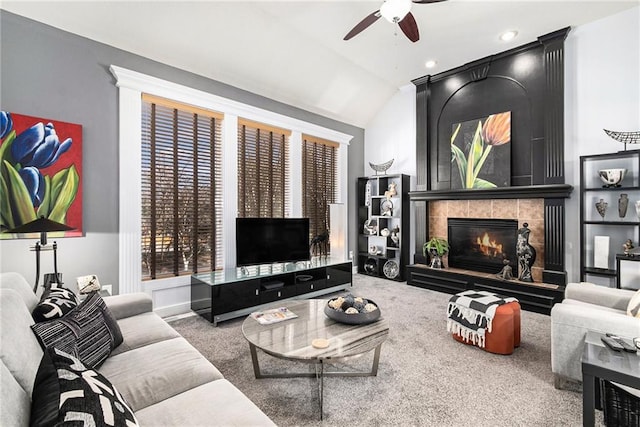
[
  {"xmin": 32, "ymin": 283, "xmax": 79, "ymax": 322},
  {"xmin": 31, "ymin": 292, "xmax": 123, "ymax": 368},
  {"xmin": 627, "ymin": 289, "xmax": 640, "ymax": 318},
  {"xmin": 31, "ymin": 347, "xmax": 138, "ymax": 427}
]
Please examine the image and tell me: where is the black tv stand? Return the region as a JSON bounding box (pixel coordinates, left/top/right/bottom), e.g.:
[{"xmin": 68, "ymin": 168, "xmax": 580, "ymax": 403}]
[
  {"xmin": 191, "ymin": 258, "xmax": 352, "ymax": 325},
  {"xmin": 261, "ymin": 280, "xmax": 285, "ymax": 291}
]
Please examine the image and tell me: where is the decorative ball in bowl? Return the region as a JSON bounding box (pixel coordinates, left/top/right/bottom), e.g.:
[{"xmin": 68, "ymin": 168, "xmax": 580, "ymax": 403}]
[
  {"xmin": 598, "ymin": 168, "xmax": 626, "ymax": 187},
  {"xmin": 324, "ymin": 295, "xmax": 380, "ymax": 325}
]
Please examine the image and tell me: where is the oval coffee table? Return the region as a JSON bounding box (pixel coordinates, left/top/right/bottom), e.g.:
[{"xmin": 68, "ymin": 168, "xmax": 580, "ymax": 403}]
[{"xmin": 242, "ymin": 299, "xmax": 389, "ymax": 419}]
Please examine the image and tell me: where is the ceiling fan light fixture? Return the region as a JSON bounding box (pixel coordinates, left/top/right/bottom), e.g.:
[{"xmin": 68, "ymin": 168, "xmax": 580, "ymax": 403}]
[
  {"xmin": 380, "ymin": 0, "xmax": 412, "ymax": 23},
  {"xmin": 499, "ymin": 30, "xmax": 518, "ymax": 42}
]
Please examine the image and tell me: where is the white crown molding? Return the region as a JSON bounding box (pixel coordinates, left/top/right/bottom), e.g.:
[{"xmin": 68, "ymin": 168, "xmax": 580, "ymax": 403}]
[{"xmin": 109, "ymin": 65, "xmax": 353, "ymax": 145}]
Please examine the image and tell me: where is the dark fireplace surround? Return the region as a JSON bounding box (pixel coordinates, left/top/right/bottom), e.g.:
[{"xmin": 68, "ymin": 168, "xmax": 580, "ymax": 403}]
[{"xmin": 408, "ymin": 27, "xmax": 574, "ymax": 294}]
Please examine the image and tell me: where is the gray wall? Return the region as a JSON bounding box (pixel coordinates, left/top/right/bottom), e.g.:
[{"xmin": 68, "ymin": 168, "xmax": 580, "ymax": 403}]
[{"xmin": 0, "ymin": 11, "xmax": 364, "ymax": 293}]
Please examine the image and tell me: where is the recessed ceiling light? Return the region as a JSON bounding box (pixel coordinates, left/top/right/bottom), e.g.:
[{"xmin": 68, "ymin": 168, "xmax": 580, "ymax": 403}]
[
  {"xmin": 500, "ymin": 30, "xmax": 518, "ymax": 42},
  {"xmin": 425, "ymin": 60, "xmax": 437, "ymax": 69}
]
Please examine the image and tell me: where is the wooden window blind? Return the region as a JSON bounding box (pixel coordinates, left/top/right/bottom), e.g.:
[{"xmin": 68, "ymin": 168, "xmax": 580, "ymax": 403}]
[
  {"xmin": 141, "ymin": 94, "xmax": 223, "ymax": 280},
  {"xmin": 302, "ymin": 135, "xmax": 338, "ymax": 244},
  {"xmin": 237, "ymin": 119, "xmax": 290, "ymax": 218}
]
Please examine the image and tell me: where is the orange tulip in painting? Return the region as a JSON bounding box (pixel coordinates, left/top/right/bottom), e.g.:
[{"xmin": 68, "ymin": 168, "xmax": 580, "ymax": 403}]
[
  {"xmin": 481, "ymin": 112, "xmax": 511, "ymax": 146},
  {"xmin": 451, "ymin": 111, "xmax": 512, "ymax": 189}
]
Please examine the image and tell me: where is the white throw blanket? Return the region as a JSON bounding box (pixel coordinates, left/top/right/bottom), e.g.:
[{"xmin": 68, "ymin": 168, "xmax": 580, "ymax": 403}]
[{"xmin": 447, "ymin": 290, "xmax": 517, "ymax": 348}]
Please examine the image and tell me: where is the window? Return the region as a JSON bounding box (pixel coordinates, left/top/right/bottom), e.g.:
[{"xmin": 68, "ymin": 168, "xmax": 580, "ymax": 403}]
[
  {"xmin": 302, "ymin": 135, "xmax": 338, "ymax": 245},
  {"xmin": 141, "ymin": 94, "xmax": 223, "ymax": 280},
  {"xmin": 237, "ymin": 119, "xmax": 290, "ymax": 218},
  {"xmin": 112, "ymin": 65, "xmax": 351, "ymax": 293}
]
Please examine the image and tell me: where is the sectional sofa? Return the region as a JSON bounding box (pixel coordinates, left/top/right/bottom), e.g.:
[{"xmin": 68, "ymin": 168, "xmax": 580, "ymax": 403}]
[{"xmin": 0, "ymin": 271, "xmax": 275, "ymax": 426}]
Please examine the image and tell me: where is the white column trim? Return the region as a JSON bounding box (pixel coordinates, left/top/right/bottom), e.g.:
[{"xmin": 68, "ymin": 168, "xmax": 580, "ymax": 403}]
[
  {"xmin": 289, "ymin": 131, "xmax": 303, "ymax": 217},
  {"xmin": 116, "ymin": 86, "xmax": 142, "ymax": 294},
  {"xmin": 223, "ymin": 114, "xmax": 239, "ymax": 269}
]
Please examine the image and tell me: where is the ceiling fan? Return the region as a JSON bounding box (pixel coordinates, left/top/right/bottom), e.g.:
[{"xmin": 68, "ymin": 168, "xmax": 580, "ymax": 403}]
[{"xmin": 344, "ymin": 0, "xmax": 447, "ymax": 43}]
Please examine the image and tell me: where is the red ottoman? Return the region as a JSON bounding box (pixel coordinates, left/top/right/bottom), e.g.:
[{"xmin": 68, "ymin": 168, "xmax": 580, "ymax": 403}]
[{"xmin": 452, "ymin": 300, "xmax": 521, "ymax": 355}]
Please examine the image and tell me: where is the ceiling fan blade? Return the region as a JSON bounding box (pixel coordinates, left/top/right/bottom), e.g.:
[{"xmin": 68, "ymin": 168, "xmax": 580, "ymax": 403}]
[
  {"xmin": 398, "ymin": 12, "xmax": 420, "ymax": 42},
  {"xmin": 412, "ymin": 0, "xmax": 447, "ymax": 3},
  {"xmin": 344, "ymin": 10, "xmax": 381, "ymax": 40}
]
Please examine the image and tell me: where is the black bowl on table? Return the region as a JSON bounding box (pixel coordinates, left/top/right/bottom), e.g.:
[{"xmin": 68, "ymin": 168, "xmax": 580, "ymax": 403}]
[{"xmin": 324, "ymin": 298, "xmax": 381, "ymax": 325}]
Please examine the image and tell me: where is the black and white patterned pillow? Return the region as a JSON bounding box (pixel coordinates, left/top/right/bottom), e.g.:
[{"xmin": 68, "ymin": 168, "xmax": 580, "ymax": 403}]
[
  {"xmin": 31, "ymin": 292, "xmax": 123, "ymax": 368},
  {"xmin": 32, "ymin": 283, "xmax": 79, "ymax": 322},
  {"xmin": 31, "ymin": 347, "xmax": 138, "ymax": 427}
]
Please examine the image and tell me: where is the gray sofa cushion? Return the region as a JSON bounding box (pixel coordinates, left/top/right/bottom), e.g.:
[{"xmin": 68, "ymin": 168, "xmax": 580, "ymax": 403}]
[
  {"xmin": 99, "ymin": 337, "xmax": 224, "ymax": 411},
  {"xmin": 0, "ymin": 289, "xmax": 43, "ymax": 396},
  {"xmin": 0, "ymin": 272, "xmax": 39, "ymax": 311},
  {"xmin": 104, "ymin": 293, "xmax": 153, "ymax": 320},
  {"xmin": 565, "ymin": 282, "xmax": 634, "ymax": 311},
  {"xmin": 111, "ymin": 312, "xmax": 181, "ymax": 357},
  {"xmin": 0, "ymin": 360, "xmax": 30, "ymax": 427},
  {"xmin": 135, "ymin": 379, "xmax": 276, "ymax": 426},
  {"xmin": 562, "ymin": 299, "xmax": 626, "ymax": 314}
]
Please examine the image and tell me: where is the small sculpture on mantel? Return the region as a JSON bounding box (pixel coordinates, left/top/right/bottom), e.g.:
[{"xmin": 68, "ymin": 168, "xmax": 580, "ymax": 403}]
[
  {"xmin": 623, "ymin": 239, "xmax": 634, "ymax": 256},
  {"xmin": 516, "ymin": 223, "xmax": 536, "ymax": 282},
  {"xmin": 496, "ymin": 258, "xmax": 514, "ymax": 281}
]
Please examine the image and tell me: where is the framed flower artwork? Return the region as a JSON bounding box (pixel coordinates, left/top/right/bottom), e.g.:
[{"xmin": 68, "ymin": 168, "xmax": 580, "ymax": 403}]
[
  {"xmin": 450, "ymin": 111, "xmax": 511, "ymax": 190},
  {"xmin": 0, "ymin": 111, "xmax": 83, "ymax": 239}
]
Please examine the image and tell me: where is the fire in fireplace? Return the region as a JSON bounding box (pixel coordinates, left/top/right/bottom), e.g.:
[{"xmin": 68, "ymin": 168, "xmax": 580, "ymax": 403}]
[
  {"xmin": 476, "ymin": 232, "xmax": 504, "ymax": 257},
  {"xmin": 448, "ymin": 218, "xmax": 518, "ymax": 275}
]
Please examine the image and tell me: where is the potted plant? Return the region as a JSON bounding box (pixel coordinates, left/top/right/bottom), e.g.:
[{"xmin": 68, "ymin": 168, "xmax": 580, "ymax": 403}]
[{"xmin": 423, "ymin": 237, "xmax": 449, "ymax": 269}]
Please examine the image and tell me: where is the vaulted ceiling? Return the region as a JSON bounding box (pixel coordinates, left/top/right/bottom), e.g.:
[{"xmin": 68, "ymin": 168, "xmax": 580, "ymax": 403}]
[{"xmin": 2, "ymin": 1, "xmax": 637, "ymax": 127}]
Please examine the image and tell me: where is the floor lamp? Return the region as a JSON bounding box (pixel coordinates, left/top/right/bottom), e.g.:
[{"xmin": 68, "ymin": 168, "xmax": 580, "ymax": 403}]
[{"xmin": 7, "ymin": 216, "xmax": 75, "ymax": 293}]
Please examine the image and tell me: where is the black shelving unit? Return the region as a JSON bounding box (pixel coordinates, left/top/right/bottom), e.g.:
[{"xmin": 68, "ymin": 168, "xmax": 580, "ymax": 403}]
[
  {"xmin": 357, "ymin": 174, "xmax": 409, "ymax": 281},
  {"xmin": 580, "ymin": 150, "xmax": 640, "ymax": 287}
]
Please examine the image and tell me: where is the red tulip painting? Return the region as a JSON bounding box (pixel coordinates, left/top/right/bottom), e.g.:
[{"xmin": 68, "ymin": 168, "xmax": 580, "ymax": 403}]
[
  {"xmin": 0, "ymin": 112, "xmax": 82, "ymax": 238},
  {"xmin": 450, "ymin": 111, "xmax": 511, "ymax": 189}
]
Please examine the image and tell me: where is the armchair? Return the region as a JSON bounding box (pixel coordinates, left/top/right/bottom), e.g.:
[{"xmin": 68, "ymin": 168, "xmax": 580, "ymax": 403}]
[{"xmin": 550, "ymin": 282, "xmax": 640, "ymax": 389}]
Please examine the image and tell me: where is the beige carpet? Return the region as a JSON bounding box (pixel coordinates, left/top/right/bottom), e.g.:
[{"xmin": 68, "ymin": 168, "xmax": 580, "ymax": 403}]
[{"xmin": 170, "ymin": 274, "xmax": 603, "ymax": 426}]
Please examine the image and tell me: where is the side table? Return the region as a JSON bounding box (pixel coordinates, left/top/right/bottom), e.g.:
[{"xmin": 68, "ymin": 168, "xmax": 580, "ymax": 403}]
[{"xmin": 581, "ymin": 331, "xmax": 640, "ymax": 426}]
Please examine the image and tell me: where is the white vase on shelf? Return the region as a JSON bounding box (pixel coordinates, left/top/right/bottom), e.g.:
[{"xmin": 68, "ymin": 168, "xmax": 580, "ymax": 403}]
[{"xmin": 635, "ymin": 200, "xmax": 640, "ymax": 220}]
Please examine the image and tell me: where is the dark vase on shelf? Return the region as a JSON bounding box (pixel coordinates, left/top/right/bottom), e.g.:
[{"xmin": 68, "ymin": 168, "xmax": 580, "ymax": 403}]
[
  {"xmin": 516, "ymin": 223, "xmax": 536, "ymax": 282},
  {"xmin": 595, "ymin": 199, "xmax": 608, "ymax": 220},
  {"xmin": 618, "ymin": 193, "xmax": 629, "ymax": 218}
]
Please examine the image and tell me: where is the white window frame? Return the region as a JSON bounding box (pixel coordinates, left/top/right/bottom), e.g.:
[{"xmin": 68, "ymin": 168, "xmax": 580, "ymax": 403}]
[{"xmin": 110, "ymin": 65, "xmax": 352, "ymax": 294}]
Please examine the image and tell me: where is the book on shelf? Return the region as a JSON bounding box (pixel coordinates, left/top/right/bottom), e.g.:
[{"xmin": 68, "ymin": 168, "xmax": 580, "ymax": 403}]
[{"xmin": 250, "ymin": 307, "xmax": 298, "ymax": 325}]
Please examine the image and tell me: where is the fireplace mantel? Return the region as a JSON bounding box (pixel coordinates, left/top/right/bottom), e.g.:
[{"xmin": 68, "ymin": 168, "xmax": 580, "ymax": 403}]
[{"xmin": 409, "ymin": 184, "xmax": 573, "ymax": 202}]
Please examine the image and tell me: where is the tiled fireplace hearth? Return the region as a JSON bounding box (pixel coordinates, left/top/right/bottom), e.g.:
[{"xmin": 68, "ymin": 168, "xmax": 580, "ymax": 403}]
[{"xmin": 430, "ymin": 199, "xmax": 544, "ymax": 282}]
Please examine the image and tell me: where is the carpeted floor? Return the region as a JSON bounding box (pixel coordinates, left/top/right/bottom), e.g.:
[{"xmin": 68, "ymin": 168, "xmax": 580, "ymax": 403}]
[{"xmin": 170, "ymin": 274, "xmax": 602, "ymax": 426}]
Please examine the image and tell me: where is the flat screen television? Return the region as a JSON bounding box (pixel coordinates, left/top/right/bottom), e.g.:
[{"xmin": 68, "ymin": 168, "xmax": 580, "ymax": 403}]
[{"xmin": 236, "ymin": 217, "xmax": 310, "ymax": 267}]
